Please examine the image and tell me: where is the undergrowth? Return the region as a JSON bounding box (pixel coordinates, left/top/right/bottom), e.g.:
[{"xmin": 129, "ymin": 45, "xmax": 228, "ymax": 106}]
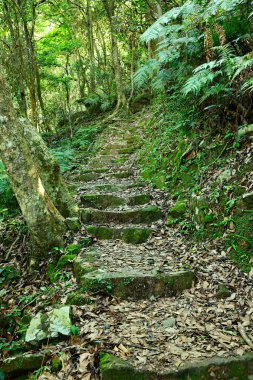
[{"xmin": 137, "ymin": 96, "xmax": 253, "ymax": 271}]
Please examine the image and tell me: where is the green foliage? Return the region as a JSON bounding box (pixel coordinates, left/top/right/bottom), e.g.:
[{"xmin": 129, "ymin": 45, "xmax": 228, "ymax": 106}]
[{"xmin": 137, "ymin": 0, "xmax": 253, "ymax": 129}]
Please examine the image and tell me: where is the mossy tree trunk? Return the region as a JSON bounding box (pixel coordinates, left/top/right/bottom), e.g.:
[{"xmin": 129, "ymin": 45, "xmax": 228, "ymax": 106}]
[{"xmin": 0, "ymin": 72, "xmax": 74, "ymax": 262}]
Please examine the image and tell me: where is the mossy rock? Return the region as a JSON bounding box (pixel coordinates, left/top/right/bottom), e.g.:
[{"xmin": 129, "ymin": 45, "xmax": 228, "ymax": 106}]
[
  {"xmin": 73, "ymin": 254, "xmax": 98, "ymax": 280},
  {"xmin": 81, "ymin": 205, "xmax": 163, "ymax": 225},
  {"xmin": 121, "ymin": 228, "xmax": 151, "ymax": 244},
  {"xmin": 66, "ymin": 244, "xmax": 81, "ymax": 255},
  {"xmin": 56, "ymin": 254, "xmax": 75, "ymax": 270},
  {"xmin": 79, "ymin": 269, "xmax": 195, "ymax": 299},
  {"xmin": 79, "ymin": 237, "xmax": 93, "ymax": 247},
  {"xmin": 86, "ymin": 225, "xmax": 115, "ymax": 240},
  {"xmin": 65, "ymin": 217, "xmax": 81, "ymax": 232},
  {"xmin": 216, "ymin": 284, "xmax": 231, "ymax": 299},
  {"xmin": 99, "ymin": 352, "xmax": 253, "ymax": 380},
  {"xmin": 166, "ymin": 216, "xmax": 178, "ymax": 226},
  {"xmin": 168, "ymin": 201, "xmax": 187, "ymax": 218},
  {"xmin": 112, "ymin": 171, "xmax": 133, "ymax": 179},
  {"xmin": 128, "ymin": 194, "xmax": 151, "ymax": 206},
  {"xmin": 0, "ymin": 353, "xmax": 45, "ymax": 377},
  {"xmin": 81, "ymin": 194, "xmax": 124, "ymax": 209},
  {"xmin": 51, "ymin": 356, "xmax": 62, "ymax": 373},
  {"xmin": 66, "ymin": 291, "xmax": 92, "ymax": 306}
]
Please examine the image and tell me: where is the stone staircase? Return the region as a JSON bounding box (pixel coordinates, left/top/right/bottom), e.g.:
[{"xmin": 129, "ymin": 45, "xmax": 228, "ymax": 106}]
[{"xmin": 69, "ymin": 122, "xmax": 253, "ymax": 379}]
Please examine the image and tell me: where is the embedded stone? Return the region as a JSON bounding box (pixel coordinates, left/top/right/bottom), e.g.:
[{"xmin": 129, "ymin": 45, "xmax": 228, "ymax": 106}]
[
  {"xmin": 65, "ymin": 217, "xmax": 81, "ymax": 232},
  {"xmin": 99, "ymin": 352, "xmax": 253, "ymax": 380},
  {"xmin": 0, "ymin": 353, "xmax": 45, "ymax": 378},
  {"xmin": 216, "ymin": 284, "xmax": 231, "ymax": 299},
  {"xmin": 81, "ymin": 205, "xmax": 162, "ymax": 224},
  {"xmin": 167, "ymin": 201, "xmax": 187, "ymax": 218},
  {"xmin": 86, "ymin": 225, "xmax": 152, "ymax": 244},
  {"xmin": 25, "ymin": 306, "xmax": 71, "ymax": 345},
  {"xmin": 78, "ymin": 269, "xmax": 195, "ymax": 299}
]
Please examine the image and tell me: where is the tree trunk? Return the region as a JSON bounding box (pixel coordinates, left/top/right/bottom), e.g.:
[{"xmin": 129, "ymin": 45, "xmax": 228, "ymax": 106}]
[
  {"xmin": 102, "ymin": 0, "xmax": 126, "ymax": 110},
  {"xmin": 0, "ymin": 72, "xmax": 67, "ymax": 262}
]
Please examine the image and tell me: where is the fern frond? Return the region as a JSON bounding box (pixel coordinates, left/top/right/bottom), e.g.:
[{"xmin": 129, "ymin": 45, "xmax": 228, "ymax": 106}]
[
  {"xmin": 182, "ymin": 70, "xmax": 222, "ymax": 95},
  {"xmin": 232, "ymin": 54, "xmax": 253, "ymax": 80},
  {"xmin": 200, "ymin": 84, "xmax": 231, "ymax": 103},
  {"xmin": 204, "ymin": 0, "xmax": 247, "ymax": 18},
  {"xmin": 134, "ymin": 59, "xmax": 159, "ymax": 89},
  {"xmin": 141, "ymin": 1, "xmax": 198, "ymax": 43},
  {"xmin": 241, "ymin": 77, "xmax": 253, "ymax": 92}
]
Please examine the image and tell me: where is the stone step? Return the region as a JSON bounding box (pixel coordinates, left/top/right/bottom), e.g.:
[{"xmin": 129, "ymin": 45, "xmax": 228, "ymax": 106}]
[
  {"xmin": 81, "ymin": 194, "xmax": 151, "ymax": 209},
  {"xmin": 81, "ymin": 205, "xmax": 163, "ymax": 224},
  {"xmin": 77, "ymin": 269, "xmax": 195, "ymax": 299},
  {"xmin": 77, "ymin": 171, "xmax": 134, "ymax": 182},
  {"xmin": 81, "ymin": 182, "xmax": 147, "ymax": 192},
  {"xmin": 100, "ymin": 352, "xmax": 253, "ymax": 380},
  {"xmin": 86, "ymin": 225, "xmax": 152, "ymax": 244}
]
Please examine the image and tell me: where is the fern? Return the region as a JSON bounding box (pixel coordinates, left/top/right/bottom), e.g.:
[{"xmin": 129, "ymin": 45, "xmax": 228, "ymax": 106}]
[
  {"xmin": 141, "ymin": 1, "xmax": 200, "ymax": 43},
  {"xmin": 232, "ymin": 54, "xmax": 253, "ymax": 80},
  {"xmin": 200, "ymin": 84, "xmax": 231, "ymax": 103},
  {"xmin": 182, "ymin": 70, "xmax": 222, "ymax": 95},
  {"xmin": 134, "ymin": 59, "xmax": 159, "ymax": 89},
  {"xmin": 204, "ymin": 0, "xmax": 248, "ymax": 18}
]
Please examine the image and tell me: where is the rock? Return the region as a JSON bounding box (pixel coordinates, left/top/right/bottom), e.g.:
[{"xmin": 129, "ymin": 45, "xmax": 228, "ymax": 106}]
[
  {"xmin": 56, "ymin": 254, "xmax": 75, "ymax": 270},
  {"xmin": 81, "ymin": 205, "xmax": 163, "ymax": 224},
  {"xmin": 79, "ymin": 237, "xmax": 93, "ymax": 247},
  {"xmin": 25, "ymin": 306, "xmax": 71, "ymax": 345},
  {"xmin": 51, "ymin": 356, "xmax": 62, "ymax": 373},
  {"xmin": 86, "ymin": 225, "xmax": 151, "ymax": 244},
  {"xmin": 166, "ymin": 216, "xmax": 177, "ymax": 226},
  {"xmin": 81, "ymin": 193, "xmax": 151, "ymax": 209},
  {"xmin": 161, "ymin": 317, "xmax": 176, "ymax": 329},
  {"xmin": 65, "ymin": 217, "xmax": 81, "ymax": 232},
  {"xmin": 66, "ymin": 244, "xmax": 81, "ymax": 255},
  {"xmin": 78, "ymin": 269, "xmax": 195, "ymax": 300},
  {"xmin": 73, "ymin": 252, "xmax": 99, "ymax": 280},
  {"xmin": 66, "ymin": 291, "xmax": 92, "ymax": 305},
  {"xmin": 99, "ymin": 352, "xmax": 253, "ymax": 380},
  {"xmin": 121, "ymin": 227, "xmax": 151, "ymax": 244},
  {"xmin": 0, "ymin": 353, "xmax": 45, "ymax": 378},
  {"xmin": 216, "ymin": 284, "xmax": 231, "ymax": 299},
  {"xmin": 167, "ymin": 201, "xmax": 187, "ymax": 218}
]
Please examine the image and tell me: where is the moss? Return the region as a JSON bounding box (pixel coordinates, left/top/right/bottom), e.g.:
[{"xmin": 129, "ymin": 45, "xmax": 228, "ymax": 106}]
[
  {"xmin": 51, "ymin": 356, "xmax": 62, "ymax": 373},
  {"xmin": 168, "ymin": 201, "xmax": 187, "ymax": 218},
  {"xmin": 56, "ymin": 254, "xmax": 75, "ymax": 270},
  {"xmin": 79, "ymin": 237, "xmax": 93, "ymax": 247},
  {"xmin": 216, "ymin": 284, "xmax": 231, "ymax": 299},
  {"xmin": 122, "ymin": 228, "xmax": 151, "ymax": 244},
  {"xmin": 66, "ymin": 291, "xmax": 92, "ymax": 305},
  {"xmin": 66, "ymin": 244, "xmax": 81, "ymax": 254},
  {"xmin": 65, "ymin": 217, "xmax": 81, "ymax": 232},
  {"xmin": 81, "ymin": 194, "xmax": 123, "ymax": 209},
  {"xmin": 112, "ymin": 171, "xmax": 132, "ymax": 179},
  {"xmin": 86, "ymin": 225, "xmax": 114, "ymax": 239},
  {"xmin": 128, "ymin": 194, "xmax": 150, "ymax": 206},
  {"xmin": 81, "ymin": 206, "xmax": 162, "ymax": 224}
]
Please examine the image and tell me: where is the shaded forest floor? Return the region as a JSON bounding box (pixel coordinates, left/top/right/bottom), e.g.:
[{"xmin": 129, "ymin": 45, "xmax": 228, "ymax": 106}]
[{"xmin": 1, "ymin": 109, "xmax": 253, "ymax": 379}]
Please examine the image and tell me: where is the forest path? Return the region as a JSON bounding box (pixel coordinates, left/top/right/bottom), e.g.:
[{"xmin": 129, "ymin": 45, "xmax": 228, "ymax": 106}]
[{"xmin": 67, "ymin": 119, "xmax": 253, "ymax": 378}]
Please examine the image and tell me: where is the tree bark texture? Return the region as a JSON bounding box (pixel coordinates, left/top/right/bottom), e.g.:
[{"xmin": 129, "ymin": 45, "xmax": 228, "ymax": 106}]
[{"xmin": 0, "ymin": 72, "xmax": 70, "ymax": 260}]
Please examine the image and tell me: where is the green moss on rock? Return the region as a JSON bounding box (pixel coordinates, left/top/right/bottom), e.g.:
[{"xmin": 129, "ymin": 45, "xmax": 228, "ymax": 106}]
[
  {"xmin": 51, "ymin": 356, "xmax": 62, "ymax": 373},
  {"xmin": 168, "ymin": 201, "xmax": 187, "ymax": 218},
  {"xmin": 66, "ymin": 244, "xmax": 81, "ymax": 255},
  {"xmin": 56, "ymin": 254, "xmax": 75, "ymax": 270},
  {"xmin": 122, "ymin": 228, "xmax": 151, "ymax": 244}
]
